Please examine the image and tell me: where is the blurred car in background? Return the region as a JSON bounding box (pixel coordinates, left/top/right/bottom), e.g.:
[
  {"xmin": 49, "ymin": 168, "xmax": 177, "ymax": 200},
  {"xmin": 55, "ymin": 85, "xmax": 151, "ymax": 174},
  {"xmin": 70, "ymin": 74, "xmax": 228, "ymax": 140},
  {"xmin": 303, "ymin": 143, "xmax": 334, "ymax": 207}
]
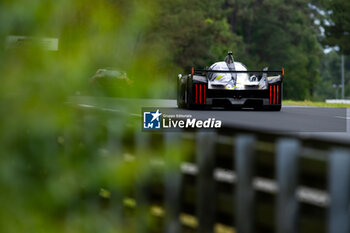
[
  {"xmin": 89, "ymin": 68, "xmax": 132, "ymax": 97},
  {"xmin": 90, "ymin": 68, "xmax": 131, "ymax": 85}
]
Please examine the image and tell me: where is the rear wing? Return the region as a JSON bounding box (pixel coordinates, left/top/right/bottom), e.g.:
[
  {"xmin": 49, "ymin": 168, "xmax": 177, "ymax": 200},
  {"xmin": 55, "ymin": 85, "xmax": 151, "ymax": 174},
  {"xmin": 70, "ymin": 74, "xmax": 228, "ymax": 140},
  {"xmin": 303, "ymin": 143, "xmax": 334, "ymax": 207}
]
[{"xmin": 192, "ymin": 68, "xmax": 285, "ymax": 77}]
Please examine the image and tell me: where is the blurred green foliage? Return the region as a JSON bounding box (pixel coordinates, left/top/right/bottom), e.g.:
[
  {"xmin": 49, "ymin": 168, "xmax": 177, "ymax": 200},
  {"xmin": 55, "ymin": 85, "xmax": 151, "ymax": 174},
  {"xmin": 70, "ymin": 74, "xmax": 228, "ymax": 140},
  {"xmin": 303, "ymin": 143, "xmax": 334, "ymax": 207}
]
[{"xmin": 0, "ymin": 0, "xmax": 183, "ymax": 232}]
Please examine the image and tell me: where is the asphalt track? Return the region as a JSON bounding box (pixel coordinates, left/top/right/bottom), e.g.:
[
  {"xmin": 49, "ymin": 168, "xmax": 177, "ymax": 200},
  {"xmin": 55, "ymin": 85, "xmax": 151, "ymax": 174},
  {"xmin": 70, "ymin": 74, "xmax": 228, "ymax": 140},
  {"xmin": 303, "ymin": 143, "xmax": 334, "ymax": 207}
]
[{"xmin": 71, "ymin": 97, "xmax": 350, "ymax": 143}]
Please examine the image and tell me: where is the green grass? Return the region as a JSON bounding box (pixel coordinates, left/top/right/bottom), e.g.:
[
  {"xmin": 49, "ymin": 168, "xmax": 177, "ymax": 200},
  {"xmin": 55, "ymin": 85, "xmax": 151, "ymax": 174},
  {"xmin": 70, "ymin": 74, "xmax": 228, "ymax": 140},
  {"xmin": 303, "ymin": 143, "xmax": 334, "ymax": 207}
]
[{"xmin": 284, "ymin": 100, "xmax": 350, "ymax": 108}]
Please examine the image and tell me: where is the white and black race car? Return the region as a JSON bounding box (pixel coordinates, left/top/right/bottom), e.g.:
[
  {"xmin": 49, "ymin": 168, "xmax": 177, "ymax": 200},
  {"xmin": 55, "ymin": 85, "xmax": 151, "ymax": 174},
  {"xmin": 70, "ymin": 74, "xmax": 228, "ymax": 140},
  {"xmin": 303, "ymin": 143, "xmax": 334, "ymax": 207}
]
[{"xmin": 177, "ymin": 52, "xmax": 284, "ymax": 111}]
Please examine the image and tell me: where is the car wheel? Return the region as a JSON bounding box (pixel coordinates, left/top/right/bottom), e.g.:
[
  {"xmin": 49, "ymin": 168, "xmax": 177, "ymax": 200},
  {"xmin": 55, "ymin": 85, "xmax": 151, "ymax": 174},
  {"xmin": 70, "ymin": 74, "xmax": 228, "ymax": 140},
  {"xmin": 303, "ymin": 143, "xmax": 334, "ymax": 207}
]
[
  {"xmin": 186, "ymin": 85, "xmax": 194, "ymax": 109},
  {"xmin": 266, "ymin": 105, "xmax": 281, "ymax": 111}
]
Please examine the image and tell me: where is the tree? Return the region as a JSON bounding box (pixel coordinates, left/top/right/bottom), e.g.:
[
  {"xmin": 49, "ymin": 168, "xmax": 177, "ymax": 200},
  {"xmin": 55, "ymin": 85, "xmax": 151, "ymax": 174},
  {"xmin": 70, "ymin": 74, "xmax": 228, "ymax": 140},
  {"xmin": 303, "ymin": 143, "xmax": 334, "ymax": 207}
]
[
  {"xmin": 322, "ymin": 0, "xmax": 350, "ymax": 54},
  {"xmin": 314, "ymin": 51, "xmax": 341, "ymax": 100},
  {"xmin": 150, "ymin": 0, "xmax": 244, "ymax": 71},
  {"xmin": 224, "ymin": 0, "xmax": 323, "ymax": 100}
]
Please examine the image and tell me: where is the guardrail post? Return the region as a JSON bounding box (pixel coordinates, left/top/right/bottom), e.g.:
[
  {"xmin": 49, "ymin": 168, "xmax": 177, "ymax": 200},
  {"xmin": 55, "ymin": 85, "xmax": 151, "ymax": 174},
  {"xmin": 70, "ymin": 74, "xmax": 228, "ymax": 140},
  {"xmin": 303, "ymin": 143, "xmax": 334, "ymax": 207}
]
[
  {"xmin": 134, "ymin": 132, "xmax": 151, "ymax": 233},
  {"xmin": 328, "ymin": 149, "xmax": 350, "ymax": 233},
  {"xmin": 164, "ymin": 133, "xmax": 182, "ymax": 233},
  {"xmin": 234, "ymin": 134, "xmax": 256, "ymax": 233},
  {"xmin": 196, "ymin": 131, "xmax": 216, "ymax": 233},
  {"xmin": 276, "ymin": 138, "xmax": 300, "ymax": 233}
]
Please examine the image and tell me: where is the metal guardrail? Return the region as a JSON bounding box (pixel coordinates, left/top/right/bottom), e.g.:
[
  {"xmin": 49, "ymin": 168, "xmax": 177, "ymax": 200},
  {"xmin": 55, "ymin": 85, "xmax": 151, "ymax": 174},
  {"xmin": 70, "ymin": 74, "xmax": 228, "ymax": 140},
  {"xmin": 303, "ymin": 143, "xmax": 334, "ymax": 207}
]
[
  {"xmin": 77, "ymin": 104, "xmax": 350, "ymax": 233},
  {"xmin": 164, "ymin": 133, "xmax": 350, "ymax": 233}
]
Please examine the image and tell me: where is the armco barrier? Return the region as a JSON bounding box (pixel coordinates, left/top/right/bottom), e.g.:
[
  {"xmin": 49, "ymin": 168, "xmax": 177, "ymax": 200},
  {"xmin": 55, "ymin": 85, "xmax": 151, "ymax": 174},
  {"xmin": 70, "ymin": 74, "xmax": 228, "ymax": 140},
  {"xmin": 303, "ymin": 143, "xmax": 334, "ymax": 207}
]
[{"xmin": 77, "ymin": 105, "xmax": 350, "ymax": 233}]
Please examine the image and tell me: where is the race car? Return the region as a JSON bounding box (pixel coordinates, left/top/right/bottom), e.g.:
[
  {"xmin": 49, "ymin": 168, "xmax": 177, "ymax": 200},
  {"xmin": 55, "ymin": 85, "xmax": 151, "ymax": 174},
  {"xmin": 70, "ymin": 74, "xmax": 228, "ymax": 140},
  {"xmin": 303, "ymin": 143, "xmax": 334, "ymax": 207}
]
[{"xmin": 177, "ymin": 52, "xmax": 284, "ymax": 111}]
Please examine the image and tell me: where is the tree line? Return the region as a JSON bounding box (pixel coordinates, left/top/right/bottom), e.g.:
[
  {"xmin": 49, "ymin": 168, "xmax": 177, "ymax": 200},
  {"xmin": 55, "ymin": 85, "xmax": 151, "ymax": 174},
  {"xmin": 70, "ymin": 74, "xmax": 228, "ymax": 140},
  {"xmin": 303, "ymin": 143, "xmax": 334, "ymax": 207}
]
[{"xmin": 149, "ymin": 0, "xmax": 349, "ymax": 100}]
